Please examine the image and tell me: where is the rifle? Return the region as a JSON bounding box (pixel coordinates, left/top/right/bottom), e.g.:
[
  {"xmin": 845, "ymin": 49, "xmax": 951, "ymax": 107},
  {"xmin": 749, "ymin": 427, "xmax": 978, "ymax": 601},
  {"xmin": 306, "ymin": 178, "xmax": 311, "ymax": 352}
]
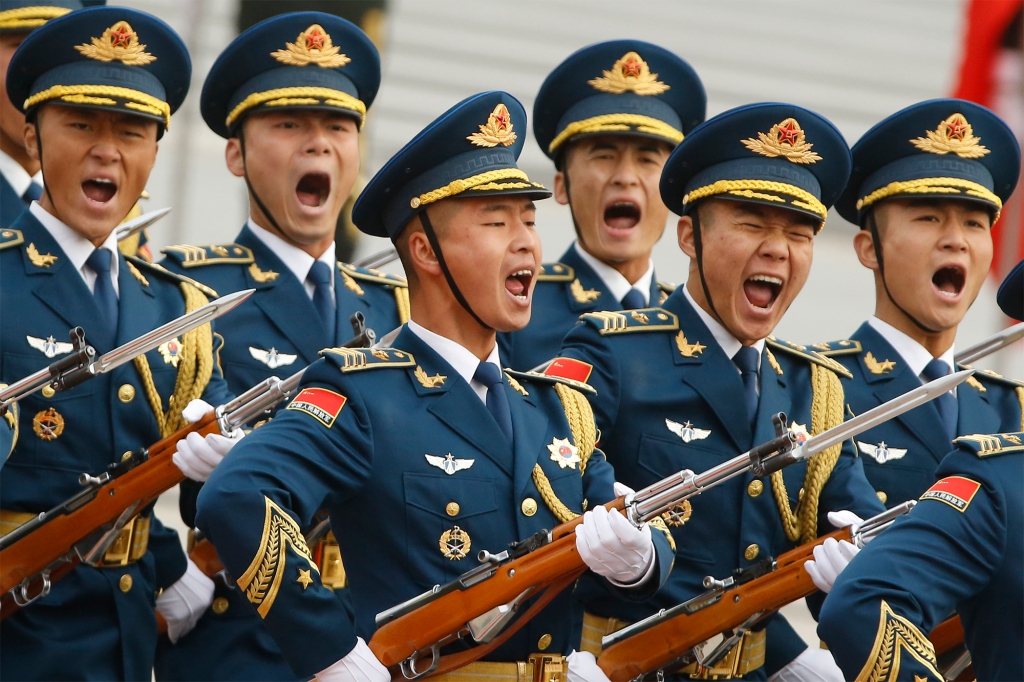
[
  {"xmin": 366, "ymin": 370, "xmax": 972, "ymax": 680},
  {"xmin": 953, "ymin": 321, "xmax": 1024, "ymax": 365},
  {"xmin": 0, "ymin": 308, "xmax": 375, "ymax": 618}
]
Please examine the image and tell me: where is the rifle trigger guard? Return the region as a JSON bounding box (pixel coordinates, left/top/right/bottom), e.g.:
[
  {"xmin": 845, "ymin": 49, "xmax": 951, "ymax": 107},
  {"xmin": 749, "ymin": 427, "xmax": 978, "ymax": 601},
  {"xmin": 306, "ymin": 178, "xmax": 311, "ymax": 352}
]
[
  {"xmin": 12, "ymin": 569, "xmax": 51, "ymax": 607},
  {"xmin": 399, "ymin": 642, "xmax": 442, "ymax": 680}
]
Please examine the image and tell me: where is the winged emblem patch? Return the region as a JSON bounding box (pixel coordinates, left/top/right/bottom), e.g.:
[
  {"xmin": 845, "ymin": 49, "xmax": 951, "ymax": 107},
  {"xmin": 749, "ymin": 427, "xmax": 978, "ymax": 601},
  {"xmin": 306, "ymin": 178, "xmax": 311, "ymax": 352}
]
[
  {"xmin": 857, "ymin": 441, "xmax": 908, "ymax": 464},
  {"xmin": 425, "ymin": 453, "xmax": 475, "ymax": 475},
  {"xmin": 27, "ymin": 335, "xmax": 74, "ymax": 358},
  {"xmin": 665, "ymin": 419, "xmax": 711, "ymax": 443},
  {"xmin": 249, "ymin": 346, "xmax": 298, "ymax": 369}
]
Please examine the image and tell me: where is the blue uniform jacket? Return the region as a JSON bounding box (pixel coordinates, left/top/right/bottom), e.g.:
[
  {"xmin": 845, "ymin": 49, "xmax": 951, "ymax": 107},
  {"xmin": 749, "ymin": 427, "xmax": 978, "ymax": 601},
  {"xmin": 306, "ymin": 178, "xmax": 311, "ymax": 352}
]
[
  {"xmin": 498, "ymin": 244, "xmax": 672, "ymax": 371},
  {"xmin": 196, "ymin": 326, "xmax": 673, "ymax": 678},
  {"xmin": 819, "ymin": 432, "xmax": 1024, "ymax": 681},
  {"xmin": 0, "ymin": 173, "xmax": 27, "ymax": 229},
  {"xmin": 155, "ymin": 225, "xmax": 407, "ymax": 682},
  {"xmin": 0, "ymin": 211, "xmax": 232, "ymax": 681},
  {"xmin": 816, "ymin": 322, "xmax": 1024, "ymax": 507},
  {"xmin": 558, "ymin": 289, "xmax": 886, "ymax": 678}
]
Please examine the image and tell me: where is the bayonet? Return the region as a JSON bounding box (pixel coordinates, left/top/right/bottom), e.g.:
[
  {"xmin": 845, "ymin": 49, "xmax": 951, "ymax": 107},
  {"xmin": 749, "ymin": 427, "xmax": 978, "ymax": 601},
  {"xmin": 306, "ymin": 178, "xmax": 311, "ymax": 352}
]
[
  {"xmin": 114, "ymin": 207, "xmax": 172, "ymax": 243},
  {"xmin": 954, "ymin": 321, "xmax": 1024, "ymax": 365},
  {"xmin": 351, "ymin": 246, "xmax": 399, "ymax": 270}
]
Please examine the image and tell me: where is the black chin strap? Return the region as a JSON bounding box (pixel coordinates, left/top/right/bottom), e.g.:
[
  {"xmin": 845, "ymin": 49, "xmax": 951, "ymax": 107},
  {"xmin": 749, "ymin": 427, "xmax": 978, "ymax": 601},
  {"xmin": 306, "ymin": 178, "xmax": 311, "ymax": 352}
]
[
  {"xmin": 34, "ymin": 122, "xmax": 60, "ymax": 219},
  {"xmin": 560, "ymin": 162, "xmax": 584, "ymax": 242},
  {"xmin": 419, "ymin": 208, "xmax": 492, "ymax": 331},
  {"xmin": 238, "ymin": 129, "xmax": 287, "ymax": 238},
  {"xmin": 689, "ymin": 208, "xmax": 728, "ymax": 328},
  {"xmin": 866, "ymin": 210, "xmax": 940, "ymax": 334}
]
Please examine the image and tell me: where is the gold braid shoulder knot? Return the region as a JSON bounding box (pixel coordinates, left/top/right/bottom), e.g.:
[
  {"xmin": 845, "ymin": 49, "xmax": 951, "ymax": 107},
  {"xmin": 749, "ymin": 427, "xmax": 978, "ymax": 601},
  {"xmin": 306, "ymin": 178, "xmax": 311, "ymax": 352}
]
[{"xmin": 531, "ymin": 384, "xmax": 596, "ymax": 523}]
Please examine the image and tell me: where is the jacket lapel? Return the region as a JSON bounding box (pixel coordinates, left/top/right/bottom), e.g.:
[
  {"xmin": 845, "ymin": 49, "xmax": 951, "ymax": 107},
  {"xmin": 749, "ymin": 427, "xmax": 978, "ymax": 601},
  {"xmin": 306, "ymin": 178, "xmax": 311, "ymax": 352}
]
[
  {"xmin": 115, "ymin": 254, "xmax": 158, "ymax": 349},
  {"xmin": 559, "ymin": 246, "xmax": 618, "ymax": 314},
  {"xmin": 754, "ymin": 349, "xmax": 792, "ymax": 445},
  {"xmin": 507, "ymin": 381, "xmax": 549, "ymax": 498},
  {"xmin": 955, "ymin": 368, "xmax": 1000, "ymax": 435}
]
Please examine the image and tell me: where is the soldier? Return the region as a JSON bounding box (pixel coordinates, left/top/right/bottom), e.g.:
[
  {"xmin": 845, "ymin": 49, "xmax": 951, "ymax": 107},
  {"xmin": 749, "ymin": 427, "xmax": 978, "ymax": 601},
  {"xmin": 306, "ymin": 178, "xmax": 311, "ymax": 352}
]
[
  {"xmin": 195, "ymin": 91, "xmax": 674, "ymax": 682},
  {"xmin": 812, "ymin": 99, "xmax": 1023, "ymax": 509},
  {"xmin": 0, "ymin": 7, "xmax": 243, "ymax": 679},
  {"xmin": 156, "ymin": 13, "xmax": 406, "ymax": 682},
  {"xmin": 499, "ymin": 40, "xmax": 705, "ymax": 371},
  {"xmin": 554, "ymin": 103, "xmax": 886, "ymax": 680}
]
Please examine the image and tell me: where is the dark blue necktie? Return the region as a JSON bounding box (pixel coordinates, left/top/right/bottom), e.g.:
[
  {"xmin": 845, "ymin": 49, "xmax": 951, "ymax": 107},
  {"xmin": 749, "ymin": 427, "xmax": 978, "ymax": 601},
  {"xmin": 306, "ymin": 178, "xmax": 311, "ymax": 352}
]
[
  {"xmin": 86, "ymin": 247, "xmax": 118, "ymax": 339},
  {"xmin": 733, "ymin": 345, "xmax": 760, "ymax": 428},
  {"xmin": 474, "ymin": 361, "xmax": 513, "ymax": 447},
  {"xmin": 621, "ymin": 288, "xmax": 645, "ymax": 310},
  {"xmin": 921, "ymin": 358, "xmax": 957, "ymax": 441},
  {"xmin": 22, "ymin": 181, "xmax": 42, "ymax": 205},
  {"xmin": 307, "ymin": 260, "xmax": 336, "ymax": 340}
]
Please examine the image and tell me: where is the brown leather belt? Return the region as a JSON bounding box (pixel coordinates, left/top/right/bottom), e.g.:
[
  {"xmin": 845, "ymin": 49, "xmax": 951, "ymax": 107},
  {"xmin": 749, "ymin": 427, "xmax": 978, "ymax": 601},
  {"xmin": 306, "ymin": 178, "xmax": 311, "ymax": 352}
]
[
  {"xmin": 430, "ymin": 654, "xmax": 567, "ymax": 682},
  {"xmin": 0, "ymin": 509, "xmax": 149, "ymax": 567}
]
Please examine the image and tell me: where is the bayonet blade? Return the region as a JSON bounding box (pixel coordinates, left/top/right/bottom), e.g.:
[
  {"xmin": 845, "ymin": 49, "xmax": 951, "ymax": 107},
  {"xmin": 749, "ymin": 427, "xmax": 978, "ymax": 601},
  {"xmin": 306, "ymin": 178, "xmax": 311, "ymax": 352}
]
[
  {"xmin": 351, "ymin": 246, "xmax": 398, "ymax": 270},
  {"xmin": 114, "ymin": 207, "xmax": 172, "ymax": 242},
  {"xmin": 954, "ymin": 322, "xmax": 1024, "ymax": 366}
]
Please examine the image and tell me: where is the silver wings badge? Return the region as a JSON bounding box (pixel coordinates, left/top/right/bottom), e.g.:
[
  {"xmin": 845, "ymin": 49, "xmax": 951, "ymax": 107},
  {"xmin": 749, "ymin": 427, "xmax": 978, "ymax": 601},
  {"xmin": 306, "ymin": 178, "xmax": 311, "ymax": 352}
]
[
  {"xmin": 857, "ymin": 440, "xmax": 908, "ymax": 464},
  {"xmin": 425, "ymin": 453, "xmax": 475, "ymax": 475},
  {"xmin": 249, "ymin": 346, "xmax": 298, "ymax": 369},
  {"xmin": 27, "ymin": 335, "xmax": 74, "ymax": 359},
  {"xmin": 666, "ymin": 419, "xmax": 711, "ymax": 443}
]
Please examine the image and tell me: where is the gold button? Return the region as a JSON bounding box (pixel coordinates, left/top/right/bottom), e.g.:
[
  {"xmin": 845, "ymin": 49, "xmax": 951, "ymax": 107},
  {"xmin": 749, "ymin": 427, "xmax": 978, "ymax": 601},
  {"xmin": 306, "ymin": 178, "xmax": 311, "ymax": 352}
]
[
  {"xmin": 119, "ymin": 574, "xmax": 133, "ymax": 593},
  {"xmin": 521, "ymin": 498, "xmax": 538, "ymax": 517},
  {"xmin": 446, "ymin": 502, "xmax": 460, "ymax": 517},
  {"xmin": 41, "ymin": 385, "xmax": 56, "ymax": 398},
  {"xmin": 212, "ymin": 597, "xmax": 229, "ymax": 614},
  {"xmin": 537, "ymin": 634, "xmax": 552, "ymax": 651},
  {"xmin": 744, "ymin": 544, "xmax": 760, "ymax": 561},
  {"xmin": 747, "ymin": 480, "xmax": 763, "ymax": 497},
  {"xmin": 122, "ymin": 451, "xmax": 133, "ymax": 462},
  {"xmin": 876, "ymin": 490, "xmax": 888, "ymax": 504},
  {"xmin": 118, "ymin": 384, "xmax": 135, "ymax": 403}
]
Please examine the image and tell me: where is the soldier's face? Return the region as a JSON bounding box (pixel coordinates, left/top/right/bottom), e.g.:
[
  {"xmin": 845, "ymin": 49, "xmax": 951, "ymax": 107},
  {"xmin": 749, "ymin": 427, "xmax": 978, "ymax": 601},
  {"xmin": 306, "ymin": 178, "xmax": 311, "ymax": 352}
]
[
  {"xmin": 0, "ymin": 34, "xmax": 27, "ymax": 153},
  {"xmin": 555, "ymin": 136, "xmax": 671, "ymax": 266},
  {"xmin": 678, "ymin": 199, "xmax": 817, "ymax": 344},
  {"xmin": 25, "ymin": 105, "xmax": 158, "ymax": 244},
  {"xmin": 227, "ymin": 110, "xmax": 359, "ymax": 248},
  {"xmin": 855, "ymin": 199, "xmax": 992, "ymax": 332}
]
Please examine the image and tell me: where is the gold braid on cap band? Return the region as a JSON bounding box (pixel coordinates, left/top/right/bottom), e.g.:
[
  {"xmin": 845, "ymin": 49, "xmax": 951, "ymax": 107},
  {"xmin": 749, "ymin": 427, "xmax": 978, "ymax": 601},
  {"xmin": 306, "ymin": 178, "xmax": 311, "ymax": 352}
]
[
  {"xmin": 856, "ymin": 177, "xmax": 1002, "ymax": 216},
  {"xmin": 0, "ymin": 6, "xmax": 71, "ymax": 30},
  {"xmin": 410, "ymin": 168, "xmax": 545, "ymax": 208},
  {"xmin": 25, "ymin": 85, "xmax": 171, "ymax": 129},
  {"xmin": 548, "ymin": 113, "xmax": 684, "ymax": 153},
  {"xmin": 226, "ymin": 87, "xmax": 366, "ymax": 129},
  {"xmin": 683, "ymin": 179, "xmax": 828, "ymax": 224}
]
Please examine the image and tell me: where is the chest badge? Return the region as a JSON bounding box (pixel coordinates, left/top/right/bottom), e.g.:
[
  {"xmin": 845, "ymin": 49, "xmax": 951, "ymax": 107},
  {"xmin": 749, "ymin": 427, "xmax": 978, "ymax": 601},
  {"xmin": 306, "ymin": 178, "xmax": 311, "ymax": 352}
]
[
  {"xmin": 439, "ymin": 526, "xmax": 471, "ymax": 560},
  {"xmin": 661, "ymin": 500, "xmax": 692, "ymax": 527},
  {"xmin": 548, "ymin": 437, "xmax": 581, "ymax": 470},
  {"xmin": 33, "ymin": 407, "xmax": 65, "ymax": 441},
  {"xmin": 158, "ymin": 338, "xmax": 183, "ymax": 367},
  {"xmin": 666, "ymin": 419, "xmax": 710, "ymax": 443},
  {"xmin": 425, "ymin": 453, "xmax": 474, "ymax": 475},
  {"xmin": 27, "ymin": 335, "xmax": 73, "ymax": 358},
  {"xmin": 788, "ymin": 422, "xmax": 810, "ymax": 444},
  {"xmin": 857, "ymin": 440, "xmax": 907, "ymax": 464},
  {"xmin": 249, "ymin": 346, "xmax": 298, "ymax": 369}
]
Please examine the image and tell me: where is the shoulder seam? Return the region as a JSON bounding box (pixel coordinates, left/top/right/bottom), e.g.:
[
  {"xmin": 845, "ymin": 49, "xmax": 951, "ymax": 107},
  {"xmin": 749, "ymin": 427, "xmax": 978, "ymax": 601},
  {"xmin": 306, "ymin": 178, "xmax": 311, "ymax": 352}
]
[
  {"xmin": 161, "ymin": 244, "xmax": 254, "ymax": 267},
  {"xmin": 337, "ymin": 262, "xmax": 407, "ymax": 287},
  {"xmin": 579, "ymin": 308, "xmax": 679, "ymax": 335},
  {"xmin": 766, "ymin": 337, "xmax": 853, "ymax": 379},
  {"xmin": 320, "ymin": 347, "xmax": 416, "ymax": 372},
  {"xmin": 0, "ymin": 228, "xmax": 24, "ymax": 251},
  {"xmin": 536, "ymin": 262, "xmax": 575, "ymax": 282},
  {"xmin": 128, "ymin": 256, "xmax": 220, "ymax": 298}
]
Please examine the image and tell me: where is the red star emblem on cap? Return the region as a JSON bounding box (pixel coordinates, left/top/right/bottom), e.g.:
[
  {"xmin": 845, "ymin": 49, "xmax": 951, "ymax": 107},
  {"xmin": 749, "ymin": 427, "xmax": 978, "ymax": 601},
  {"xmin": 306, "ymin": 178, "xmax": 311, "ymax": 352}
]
[
  {"xmin": 110, "ymin": 24, "xmax": 133, "ymax": 48},
  {"xmin": 777, "ymin": 120, "xmax": 801, "ymax": 145},
  {"xmin": 306, "ymin": 27, "xmax": 326, "ymax": 50},
  {"xmin": 945, "ymin": 118, "xmax": 968, "ymax": 140},
  {"xmin": 493, "ymin": 108, "xmax": 510, "ymax": 131},
  {"xmin": 621, "ymin": 57, "xmax": 642, "ymax": 78}
]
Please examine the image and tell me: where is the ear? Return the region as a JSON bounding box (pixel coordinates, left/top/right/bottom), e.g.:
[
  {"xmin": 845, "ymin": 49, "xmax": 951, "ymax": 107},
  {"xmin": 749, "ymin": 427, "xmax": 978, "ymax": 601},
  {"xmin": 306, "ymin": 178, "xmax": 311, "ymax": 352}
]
[
  {"xmin": 23, "ymin": 120, "xmax": 39, "ymax": 162},
  {"xmin": 407, "ymin": 224, "xmax": 442, "ymax": 279},
  {"xmin": 677, "ymin": 214, "xmax": 696, "ymax": 259},
  {"xmin": 225, "ymin": 138, "xmax": 245, "ymax": 178},
  {"xmin": 553, "ymin": 170, "xmax": 569, "ymax": 206},
  {"xmin": 852, "ymin": 228, "xmax": 880, "ymax": 272}
]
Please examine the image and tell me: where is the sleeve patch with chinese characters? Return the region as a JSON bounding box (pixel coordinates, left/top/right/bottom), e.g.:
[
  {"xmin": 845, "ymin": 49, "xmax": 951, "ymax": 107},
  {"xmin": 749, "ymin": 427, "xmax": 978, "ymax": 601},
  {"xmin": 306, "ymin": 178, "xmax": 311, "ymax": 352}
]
[
  {"xmin": 920, "ymin": 476, "xmax": 981, "ymax": 513},
  {"xmin": 286, "ymin": 388, "xmax": 347, "ymax": 427}
]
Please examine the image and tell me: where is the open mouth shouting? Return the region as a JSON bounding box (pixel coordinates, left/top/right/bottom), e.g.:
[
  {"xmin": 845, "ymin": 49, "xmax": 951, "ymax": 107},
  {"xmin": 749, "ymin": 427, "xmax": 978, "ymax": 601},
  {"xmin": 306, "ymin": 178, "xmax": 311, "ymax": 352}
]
[
  {"xmin": 505, "ymin": 267, "xmax": 535, "ymax": 304},
  {"xmin": 603, "ymin": 200, "xmax": 641, "ymax": 234},
  {"xmin": 931, "ymin": 264, "xmax": 966, "ymax": 300},
  {"xmin": 744, "ymin": 274, "xmax": 784, "ymax": 310},
  {"xmin": 296, "ymin": 172, "xmax": 331, "ymax": 208},
  {"xmin": 82, "ymin": 177, "xmax": 117, "ymax": 205}
]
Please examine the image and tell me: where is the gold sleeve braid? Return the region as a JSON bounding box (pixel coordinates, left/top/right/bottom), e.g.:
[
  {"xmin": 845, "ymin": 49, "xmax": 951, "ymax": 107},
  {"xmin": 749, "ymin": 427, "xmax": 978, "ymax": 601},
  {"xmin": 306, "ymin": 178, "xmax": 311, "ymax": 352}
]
[
  {"xmin": 1017, "ymin": 387, "xmax": 1024, "ymax": 430},
  {"xmin": 133, "ymin": 283, "xmax": 215, "ymax": 437},
  {"xmin": 531, "ymin": 384, "xmax": 597, "ymax": 523},
  {"xmin": 770, "ymin": 362, "xmax": 845, "ymax": 544},
  {"xmin": 855, "ymin": 600, "xmax": 942, "ymax": 682},
  {"xmin": 394, "ymin": 285, "xmax": 411, "ymax": 325}
]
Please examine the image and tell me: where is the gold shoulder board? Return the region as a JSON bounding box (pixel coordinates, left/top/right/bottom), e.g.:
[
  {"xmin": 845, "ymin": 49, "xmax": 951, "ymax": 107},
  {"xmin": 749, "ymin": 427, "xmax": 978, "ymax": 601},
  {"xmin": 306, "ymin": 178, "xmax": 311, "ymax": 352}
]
[
  {"xmin": 953, "ymin": 432, "xmax": 1024, "ymax": 457},
  {"xmin": 808, "ymin": 339, "xmax": 863, "ymax": 357},
  {"xmin": 0, "ymin": 228, "xmax": 24, "ymax": 251},
  {"xmin": 337, "ymin": 262, "xmax": 408, "ymax": 287},
  {"xmin": 536, "ymin": 262, "xmax": 575, "ymax": 282},
  {"xmin": 765, "ymin": 337, "xmax": 853, "ymax": 379},
  {"xmin": 579, "ymin": 308, "xmax": 679, "ymax": 335},
  {"xmin": 127, "ymin": 256, "xmax": 219, "ymax": 298},
  {"xmin": 161, "ymin": 244, "xmax": 254, "ymax": 267},
  {"xmin": 320, "ymin": 347, "xmax": 416, "ymax": 372}
]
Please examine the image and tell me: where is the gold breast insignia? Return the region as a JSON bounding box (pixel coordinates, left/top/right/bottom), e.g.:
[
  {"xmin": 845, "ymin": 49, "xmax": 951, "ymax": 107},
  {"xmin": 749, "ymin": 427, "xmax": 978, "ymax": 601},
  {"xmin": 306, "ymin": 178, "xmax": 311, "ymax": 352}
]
[
  {"xmin": 439, "ymin": 526, "xmax": 471, "ymax": 560},
  {"xmin": 33, "ymin": 407, "xmax": 64, "ymax": 441},
  {"xmin": 548, "ymin": 437, "xmax": 581, "ymax": 470},
  {"xmin": 661, "ymin": 500, "xmax": 692, "ymax": 527}
]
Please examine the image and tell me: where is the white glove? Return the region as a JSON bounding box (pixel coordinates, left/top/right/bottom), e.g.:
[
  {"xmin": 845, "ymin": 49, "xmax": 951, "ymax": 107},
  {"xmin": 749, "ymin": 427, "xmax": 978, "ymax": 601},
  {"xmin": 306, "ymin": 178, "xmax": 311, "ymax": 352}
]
[
  {"xmin": 804, "ymin": 509, "xmax": 866, "ymax": 593},
  {"xmin": 156, "ymin": 558, "xmax": 215, "ymax": 643},
  {"xmin": 612, "ymin": 481, "xmax": 635, "ymax": 498},
  {"xmin": 767, "ymin": 647, "xmax": 843, "ymax": 682},
  {"xmin": 172, "ymin": 399, "xmax": 243, "ymax": 481},
  {"xmin": 315, "ymin": 637, "xmax": 390, "ymax": 682},
  {"xmin": 567, "ymin": 650, "xmax": 612, "ymax": 682},
  {"xmin": 575, "ymin": 505, "xmax": 654, "ymax": 586}
]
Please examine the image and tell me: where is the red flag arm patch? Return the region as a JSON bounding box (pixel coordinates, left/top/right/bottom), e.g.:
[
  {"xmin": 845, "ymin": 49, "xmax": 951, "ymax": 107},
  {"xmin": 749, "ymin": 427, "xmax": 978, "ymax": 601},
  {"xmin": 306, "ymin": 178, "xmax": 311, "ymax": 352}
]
[
  {"xmin": 920, "ymin": 476, "xmax": 982, "ymax": 513},
  {"xmin": 544, "ymin": 358, "xmax": 593, "ymax": 384},
  {"xmin": 286, "ymin": 387, "xmax": 347, "ymax": 428}
]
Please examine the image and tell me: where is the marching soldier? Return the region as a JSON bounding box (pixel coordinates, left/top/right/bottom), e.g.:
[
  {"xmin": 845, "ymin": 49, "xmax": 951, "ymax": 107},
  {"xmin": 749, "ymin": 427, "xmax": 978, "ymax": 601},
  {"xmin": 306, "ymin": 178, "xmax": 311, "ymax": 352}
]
[
  {"xmin": 196, "ymin": 91, "xmax": 673, "ymax": 682},
  {"xmin": 812, "ymin": 99, "xmax": 1023, "ymax": 509},
  {"xmin": 499, "ymin": 40, "xmax": 705, "ymax": 371},
  {"xmin": 156, "ymin": 13, "xmax": 406, "ymax": 682},
  {"xmin": 554, "ymin": 103, "xmax": 887, "ymax": 680},
  {"xmin": 0, "ymin": 7, "xmax": 243, "ymax": 679}
]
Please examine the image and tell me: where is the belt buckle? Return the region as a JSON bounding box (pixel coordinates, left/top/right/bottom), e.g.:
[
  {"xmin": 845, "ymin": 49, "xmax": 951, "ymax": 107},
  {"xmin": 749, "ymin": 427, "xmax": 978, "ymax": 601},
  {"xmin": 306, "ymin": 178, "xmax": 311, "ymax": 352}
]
[
  {"xmin": 685, "ymin": 635, "xmax": 744, "ymax": 680},
  {"xmin": 100, "ymin": 517, "xmax": 136, "ymax": 566},
  {"xmin": 528, "ymin": 653, "xmax": 566, "ymax": 682},
  {"xmin": 316, "ymin": 532, "xmax": 347, "ymax": 589}
]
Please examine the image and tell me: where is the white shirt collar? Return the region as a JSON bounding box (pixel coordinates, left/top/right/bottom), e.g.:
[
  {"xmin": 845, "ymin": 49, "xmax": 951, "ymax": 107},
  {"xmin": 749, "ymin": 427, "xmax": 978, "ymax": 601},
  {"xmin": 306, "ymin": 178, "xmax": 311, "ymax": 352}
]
[
  {"xmin": 30, "ymin": 201, "xmax": 119, "ymax": 295},
  {"xmin": 0, "ymin": 150, "xmax": 41, "ymax": 199},
  {"xmin": 683, "ymin": 284, "xmax": 765, "ymax": 372},
  {"xmin": 868, "ymin": 316, "xmax": 956, "ymax": 384},
  {"xmin": 573, "ymin": 241, "xmax": 654, "ymax": 306},
  {"xmin": 247, "ymin": 218, "xmax": 336, "ymax": 300},
  {"xmin": 406, "ymin": 319, "xmax": 502, "ymax": 404}
]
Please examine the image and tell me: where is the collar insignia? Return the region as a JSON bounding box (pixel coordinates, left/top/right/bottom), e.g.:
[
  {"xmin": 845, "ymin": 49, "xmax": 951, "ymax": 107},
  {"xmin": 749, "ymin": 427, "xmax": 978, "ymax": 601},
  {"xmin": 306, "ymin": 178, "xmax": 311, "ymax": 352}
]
[
  {"xmin": 857, "ymin": 440, "xmax": 908, "ymax": 464},
  {"xmin": 415, "ymin": 365, "xmax": 446, "ymax": 388},
  {"xmin": 248, "ymin": 263, "xmax": 279, "ymax": 283},
  {"xmin": 27, "ymin": 335, "xmax": 73, "ymax": 358},
  {"xmin": 864, "ymin": 351, "xmax": 896, "ymax": 375},
  {"xmin": 249, "ymin": 346, "xmax": 297, "ymax": 369},
  {"xmin": 570, "ymin": 279, "xmax": 601, "ymax": 304},
  {"xmin": 588, "ymin": 51, "xmax": 670, "ymax": 96},
  {"xmin": 666, "ymin": 419, "xmax": 710, "ymax": 443},
  {"xmin": 75, "ymin": 21, "xmax": 156, "ymax": 66},
  {"xmin": 158, "ymin": 339, "xmax": 182, "ymax": 367},
  {"xmin": 467, "ymin": 104, "xmax": 517, "ymax": 148},
  {"xmin": 271, "ymin": 24, "xmax": 351, "ymax": 68},
  {"xmin": 548, "ymin": 436, "xmax": 581, "ymax": 469},
  {"xmin": 675, "ymin": 331, "xmax": 705, "ymax": 358},
  {"xmin": 26, "ymin": 243, "xmax": 57, "ymax": 268},
  {"xmin": 425, "ymin": 453, "xmax": 475, "ymax": 475},
  {"xmin": 742, "ymin": 118, "xmax": 822, "ymax": 165},
  {"xmin": 911, "ymin": 113, "xmax": 990, "ymax": 159}
]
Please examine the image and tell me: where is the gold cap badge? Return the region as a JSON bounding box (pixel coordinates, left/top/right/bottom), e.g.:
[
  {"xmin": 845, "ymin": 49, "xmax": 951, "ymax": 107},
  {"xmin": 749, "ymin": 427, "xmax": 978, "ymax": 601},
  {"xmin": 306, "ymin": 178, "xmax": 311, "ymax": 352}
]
[
  {"xmin": 467, "ymin": 103, "xmax": 517, "ymax": 148},
  {"xmin": 588, "ymin": 51, "xmax": 669, "ymax": 96},
  {"xmin": 75, "ymin": 21, "xmax": 155, "ymax": 66},
  {"xmin": 742, "ymin": 118, "xmax": 821, "ymax": 165},
  {"xmin": 271, "ymin": 24, "xmax": 351, "ymax": 68},
  {"xmin": 910, "ymin": 113, "xmax": 990, "ymax": 159}
]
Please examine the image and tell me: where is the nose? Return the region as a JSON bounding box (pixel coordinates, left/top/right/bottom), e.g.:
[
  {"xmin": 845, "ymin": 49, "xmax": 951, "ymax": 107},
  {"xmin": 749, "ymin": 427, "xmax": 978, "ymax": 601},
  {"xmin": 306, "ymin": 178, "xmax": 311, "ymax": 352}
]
[
  {"xmin": 305, "ymin": 124, "xmax": 332, "ymax": 156},
  {"xmin": 758, "ymin": 228, "xmax": 789, "ymax": 261},
  {"xmin": 511, "ymin": 212, "xmax": 542, "ymax": 258},
  {"xmin": 90, "ymin": 134, "xmax": 121, "ymax": 164},
  {"xmin": 610, "ymin": 155, "xmax": 641, "ymax": 188},
  {"xmin": 938, "ymin": 217, "xmax": 970, "ymax": 252}
]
